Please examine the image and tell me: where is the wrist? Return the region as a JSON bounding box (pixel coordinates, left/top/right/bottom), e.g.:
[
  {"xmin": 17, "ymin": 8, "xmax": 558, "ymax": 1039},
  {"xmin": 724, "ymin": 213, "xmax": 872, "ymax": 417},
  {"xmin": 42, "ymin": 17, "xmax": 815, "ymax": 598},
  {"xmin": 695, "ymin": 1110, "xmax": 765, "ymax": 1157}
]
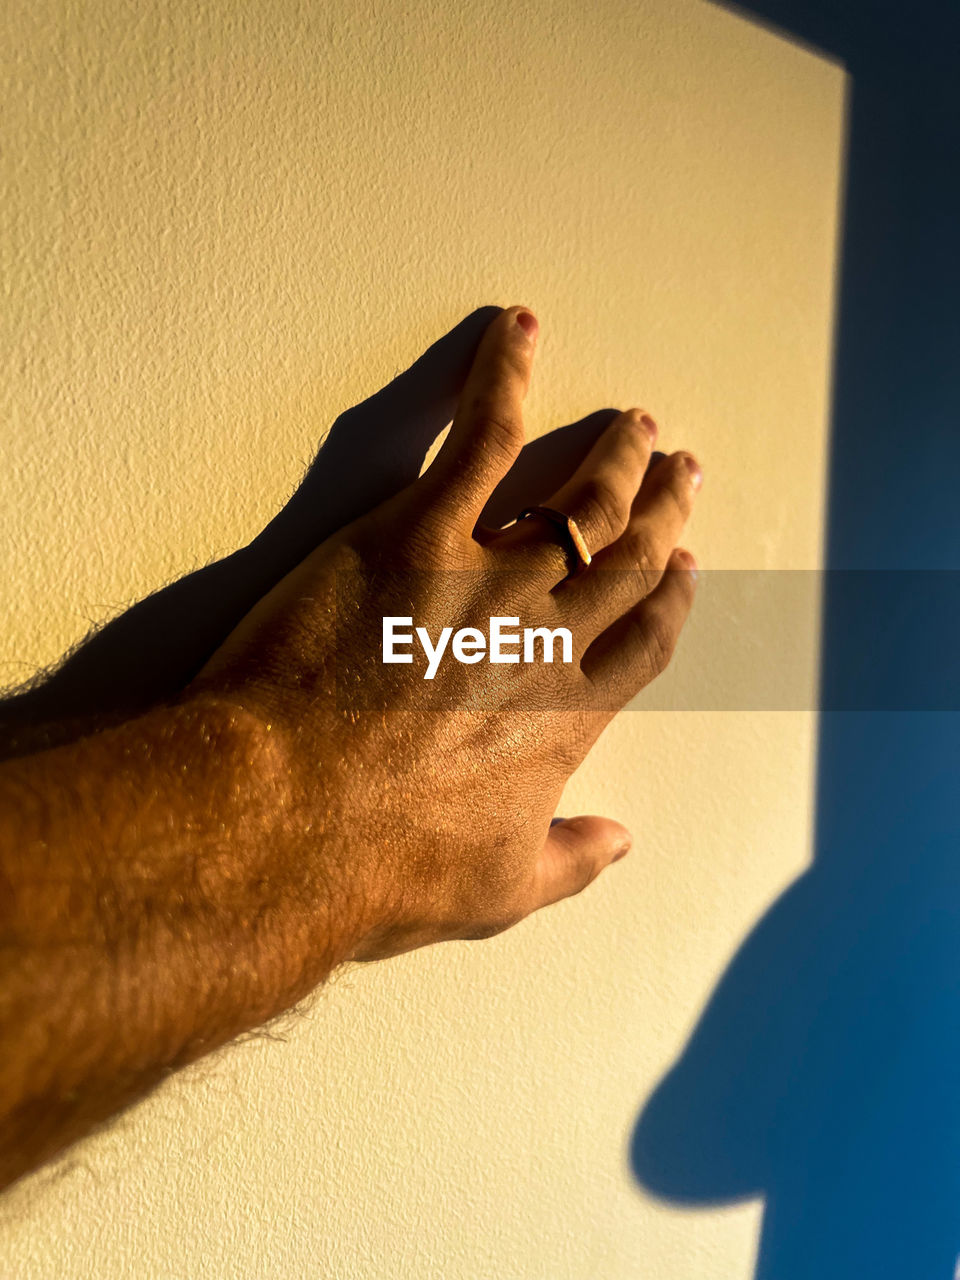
[{"xmin": 155, "ymin": 693, "xmax": 360, "ymax": 1020}]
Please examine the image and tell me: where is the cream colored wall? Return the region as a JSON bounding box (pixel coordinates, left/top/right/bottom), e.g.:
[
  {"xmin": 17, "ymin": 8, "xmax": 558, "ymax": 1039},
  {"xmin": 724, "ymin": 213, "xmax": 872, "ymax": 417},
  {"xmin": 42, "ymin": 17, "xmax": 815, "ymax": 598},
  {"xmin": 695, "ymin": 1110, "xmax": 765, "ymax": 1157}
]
[{"xmin": 0, "ymin": 0, "xmax": 844, "ymax": 1275}]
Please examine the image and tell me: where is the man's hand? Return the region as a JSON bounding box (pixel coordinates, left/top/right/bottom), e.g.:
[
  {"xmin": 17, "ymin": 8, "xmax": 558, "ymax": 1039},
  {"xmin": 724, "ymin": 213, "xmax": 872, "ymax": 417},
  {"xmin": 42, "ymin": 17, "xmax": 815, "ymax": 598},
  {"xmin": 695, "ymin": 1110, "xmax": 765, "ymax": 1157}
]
[
  {"xmin": 0, "ymin": 306, "xmax": 615, "ymax": 763},
  {"xmin": 0, "ymin": 305, "xmax": 700, "ymax": 1189},
  {"xmin": 185, "ymin": 305, "xmax": 701, "ymax": 960}
]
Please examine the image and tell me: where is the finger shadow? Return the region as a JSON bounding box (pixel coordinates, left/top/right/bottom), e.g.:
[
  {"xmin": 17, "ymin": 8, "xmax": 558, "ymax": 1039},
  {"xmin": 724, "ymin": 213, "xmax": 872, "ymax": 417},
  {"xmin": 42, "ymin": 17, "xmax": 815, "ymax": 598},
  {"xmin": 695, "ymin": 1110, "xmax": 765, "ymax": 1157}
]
[{"xmin": 1, "ymin": 305, "xmax": 617, "ymax": 758}]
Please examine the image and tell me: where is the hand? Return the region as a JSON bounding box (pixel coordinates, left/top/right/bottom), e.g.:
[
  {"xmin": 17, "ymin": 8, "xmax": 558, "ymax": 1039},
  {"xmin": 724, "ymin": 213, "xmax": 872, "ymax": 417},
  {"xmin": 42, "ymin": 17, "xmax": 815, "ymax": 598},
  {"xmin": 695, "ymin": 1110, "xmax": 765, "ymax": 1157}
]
[
  {"xmin": 0, "ymin": 307, "xmax": 618, "ymax": 760},
  {"xmin": 186, "ymin": 306, "xmax": 701, "ymax": 963}
]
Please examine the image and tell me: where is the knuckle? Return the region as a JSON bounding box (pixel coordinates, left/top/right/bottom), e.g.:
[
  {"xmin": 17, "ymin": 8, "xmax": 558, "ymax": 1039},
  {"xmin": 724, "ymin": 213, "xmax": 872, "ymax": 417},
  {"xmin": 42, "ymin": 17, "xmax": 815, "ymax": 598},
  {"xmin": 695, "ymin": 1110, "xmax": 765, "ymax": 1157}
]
[
  {"xmin": 467, "ymin": 396, "xmax": 523, "ymax": 459},
  {"xmin": 398, "ymin": 522, "xmax": 481, "ymax": 580},
  {"xmin": 579, "ymin": 476, "xmax": 626, "ymax": 544},
  {"xmin": 644, "ymin": 613, "xmax": 677, "ymax": 674},
  {"xmin": 567, "ymin": 855, "xmax": 601, "ymax": 899},
  {"xmin": 621, "ymin": 529, "xmax": 661, "ymax": 595},
  {"xmin": 399, "ymin": 508, "xmax": 461, "ymax": 569},
  {"xmin": 503, "ymin": 342, "xmax": 531, "ymax": 380}
]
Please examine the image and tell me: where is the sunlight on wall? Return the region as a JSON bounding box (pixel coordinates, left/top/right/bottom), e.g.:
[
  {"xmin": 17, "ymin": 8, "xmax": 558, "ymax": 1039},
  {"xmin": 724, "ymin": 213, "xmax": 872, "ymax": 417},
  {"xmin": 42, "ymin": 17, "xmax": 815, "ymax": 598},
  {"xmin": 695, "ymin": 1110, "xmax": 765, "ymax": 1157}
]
[{"xmin": 0, "ymin": 0, "xmax": 844, "ymax": 1275}]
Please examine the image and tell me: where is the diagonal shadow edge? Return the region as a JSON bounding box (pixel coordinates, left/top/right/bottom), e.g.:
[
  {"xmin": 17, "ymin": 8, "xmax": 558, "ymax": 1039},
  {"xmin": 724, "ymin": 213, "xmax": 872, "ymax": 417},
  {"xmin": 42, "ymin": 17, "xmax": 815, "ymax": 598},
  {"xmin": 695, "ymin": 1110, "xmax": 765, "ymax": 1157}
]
[{"xmin": 630, "ymin": 3, "xmax": 960, "ymax": 1276}]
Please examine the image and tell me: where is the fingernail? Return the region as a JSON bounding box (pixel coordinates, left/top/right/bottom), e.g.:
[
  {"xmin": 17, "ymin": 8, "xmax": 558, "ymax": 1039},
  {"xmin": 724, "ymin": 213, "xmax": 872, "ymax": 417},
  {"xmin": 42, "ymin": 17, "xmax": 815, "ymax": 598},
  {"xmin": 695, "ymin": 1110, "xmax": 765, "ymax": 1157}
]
[
  {"xmin": 611, "ymin": 829, "xmax": 633, "ymax": 861},
  {"xmin": 639, "ymin": 412, "xmax": 658, "ymax": 442},
  {"xmin": 676, "ymin": 548, "xmax": 698, "ymax": 581},
  {"xmin": 515, "ymin": 310, "xmax": 538, "ymax": 340},
  {"xmin": 683, "ymin": 454, "xmax": 703, "ymax": 490}
]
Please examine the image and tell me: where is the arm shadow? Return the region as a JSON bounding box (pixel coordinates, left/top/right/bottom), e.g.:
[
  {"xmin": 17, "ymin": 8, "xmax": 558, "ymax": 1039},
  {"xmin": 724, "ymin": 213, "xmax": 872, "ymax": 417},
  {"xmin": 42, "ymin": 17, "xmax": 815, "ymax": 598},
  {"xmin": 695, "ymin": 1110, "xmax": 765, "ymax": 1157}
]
[{"xmin": 1, "ymin": 305, "xmax": 618, "ymax": 759}]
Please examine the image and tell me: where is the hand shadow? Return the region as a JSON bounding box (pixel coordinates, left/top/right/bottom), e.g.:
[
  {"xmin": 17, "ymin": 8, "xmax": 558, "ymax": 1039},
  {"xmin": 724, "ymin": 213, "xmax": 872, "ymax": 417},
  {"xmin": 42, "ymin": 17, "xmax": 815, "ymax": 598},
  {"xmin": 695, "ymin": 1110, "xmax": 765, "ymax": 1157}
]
[
  {"xmin": 631, "ymin": 711, "xmax": 960, "ymax": 1278},
  {"xmin": 0, "ymin": 306, "xmax": 621, "ymax": 759}
]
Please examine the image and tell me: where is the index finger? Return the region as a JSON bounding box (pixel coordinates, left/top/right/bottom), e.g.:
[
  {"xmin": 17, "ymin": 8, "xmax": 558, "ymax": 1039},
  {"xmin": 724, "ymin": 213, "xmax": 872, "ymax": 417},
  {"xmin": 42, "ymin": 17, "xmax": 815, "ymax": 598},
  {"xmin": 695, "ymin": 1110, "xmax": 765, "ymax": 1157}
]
[{"xmin": 423, "ymin": 305, "xmax": 539, "ymax": 531}]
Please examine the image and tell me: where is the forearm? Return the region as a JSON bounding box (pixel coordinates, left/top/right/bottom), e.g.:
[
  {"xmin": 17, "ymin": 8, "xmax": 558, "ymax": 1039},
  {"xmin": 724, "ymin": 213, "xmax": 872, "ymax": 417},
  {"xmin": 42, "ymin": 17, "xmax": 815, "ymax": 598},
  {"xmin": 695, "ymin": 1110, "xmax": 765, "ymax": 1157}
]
[
  {"xmin": 0, "ymin": 697, "xmax": 131, "ymax": 762},
  {"xmin": 0, "ymin": 698, "xmax": 348, "ymax": 1190}
]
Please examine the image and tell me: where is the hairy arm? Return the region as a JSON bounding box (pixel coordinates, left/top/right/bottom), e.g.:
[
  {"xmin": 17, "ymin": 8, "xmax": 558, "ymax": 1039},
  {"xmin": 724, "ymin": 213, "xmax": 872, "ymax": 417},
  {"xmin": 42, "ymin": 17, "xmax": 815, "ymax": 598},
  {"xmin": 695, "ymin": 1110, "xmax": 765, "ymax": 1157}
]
[
  {"xmin": 0, "ymin": 697, "xmax": 352, "ymax": 1191},
  {"xmin": 0, "ymin": 305, "xmax": 699, "ymax": 1193}
]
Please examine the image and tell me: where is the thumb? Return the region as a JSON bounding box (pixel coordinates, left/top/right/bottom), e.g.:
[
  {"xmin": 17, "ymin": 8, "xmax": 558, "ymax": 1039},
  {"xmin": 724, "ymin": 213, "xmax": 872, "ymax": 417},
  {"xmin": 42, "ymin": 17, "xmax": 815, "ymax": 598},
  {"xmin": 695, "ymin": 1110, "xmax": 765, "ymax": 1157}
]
[{"xmin": 529, "ymin": 815, "xmax": 632, "ymax": 911}]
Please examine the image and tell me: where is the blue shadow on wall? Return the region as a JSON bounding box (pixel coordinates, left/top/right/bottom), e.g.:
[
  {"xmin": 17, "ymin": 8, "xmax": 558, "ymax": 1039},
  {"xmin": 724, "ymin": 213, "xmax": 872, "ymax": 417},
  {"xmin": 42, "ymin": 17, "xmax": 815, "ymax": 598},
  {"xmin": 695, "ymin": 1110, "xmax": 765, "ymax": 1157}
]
[{"xmin": 630, "ymin": 2, "xmax": 960, "ymax": 1276}]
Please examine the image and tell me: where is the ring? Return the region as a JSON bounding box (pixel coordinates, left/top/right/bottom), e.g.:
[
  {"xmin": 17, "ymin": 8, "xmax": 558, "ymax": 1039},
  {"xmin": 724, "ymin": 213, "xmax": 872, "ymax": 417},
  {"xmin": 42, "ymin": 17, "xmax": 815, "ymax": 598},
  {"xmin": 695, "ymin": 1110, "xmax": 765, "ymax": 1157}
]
[{"xmin": 515, "ymin": 505, "xmax": 592, "ymax": 580}]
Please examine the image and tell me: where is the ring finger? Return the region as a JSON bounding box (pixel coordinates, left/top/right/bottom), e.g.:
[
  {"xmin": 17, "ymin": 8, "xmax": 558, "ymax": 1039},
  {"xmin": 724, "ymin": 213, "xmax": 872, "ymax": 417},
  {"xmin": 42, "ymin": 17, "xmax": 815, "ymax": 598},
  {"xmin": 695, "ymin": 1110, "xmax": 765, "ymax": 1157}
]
[
  {"xmin": 494, "ymin": 407, "xmax": 659, "ymax": 582},
  {"xmin": 556, "ymin": 449, "xmax": 702, "ymax": 637}
]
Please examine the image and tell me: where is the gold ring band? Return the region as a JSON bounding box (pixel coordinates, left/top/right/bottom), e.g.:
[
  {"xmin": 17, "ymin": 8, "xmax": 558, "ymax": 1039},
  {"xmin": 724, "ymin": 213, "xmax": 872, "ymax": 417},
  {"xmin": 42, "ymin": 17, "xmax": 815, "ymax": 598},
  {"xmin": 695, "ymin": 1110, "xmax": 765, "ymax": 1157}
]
[{"xmin": 515, "ymin": 506, "xmax": 592, "ymax": 580}]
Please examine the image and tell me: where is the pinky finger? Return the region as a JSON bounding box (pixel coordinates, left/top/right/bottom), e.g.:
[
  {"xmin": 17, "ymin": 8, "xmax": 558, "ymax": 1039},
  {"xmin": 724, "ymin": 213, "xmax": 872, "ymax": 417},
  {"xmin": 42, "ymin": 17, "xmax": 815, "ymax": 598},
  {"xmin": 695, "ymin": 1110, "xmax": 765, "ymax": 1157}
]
[{"xmin": 580, "ymin": 548, "xmax": 698, "ymax": 709}]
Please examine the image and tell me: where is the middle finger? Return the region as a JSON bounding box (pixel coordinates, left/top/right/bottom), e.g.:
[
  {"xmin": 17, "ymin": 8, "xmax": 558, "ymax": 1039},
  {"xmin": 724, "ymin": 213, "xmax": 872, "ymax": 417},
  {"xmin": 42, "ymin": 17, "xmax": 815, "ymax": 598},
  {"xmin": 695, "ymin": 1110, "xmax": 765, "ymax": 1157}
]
[{"xmin": 554, "ymin": 449, "xmax": 702, "ymax": 639}]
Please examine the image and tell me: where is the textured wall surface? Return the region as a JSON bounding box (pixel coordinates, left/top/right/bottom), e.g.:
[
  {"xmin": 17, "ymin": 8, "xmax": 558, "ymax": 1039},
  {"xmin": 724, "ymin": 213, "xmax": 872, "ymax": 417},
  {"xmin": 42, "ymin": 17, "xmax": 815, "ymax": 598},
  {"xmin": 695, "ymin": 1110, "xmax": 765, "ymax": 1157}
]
[{"xmin": 0, "ymin": 0, "xmax": 844, "ymax": 1275}]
